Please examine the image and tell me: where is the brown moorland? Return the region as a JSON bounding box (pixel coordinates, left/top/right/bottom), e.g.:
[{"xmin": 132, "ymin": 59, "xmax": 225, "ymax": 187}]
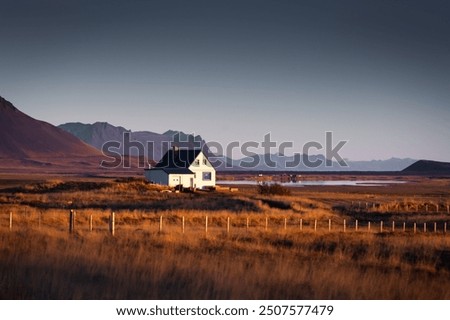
[{"xmin": 0, "ymin": 174, "xmax": 449, "ymax": 299}]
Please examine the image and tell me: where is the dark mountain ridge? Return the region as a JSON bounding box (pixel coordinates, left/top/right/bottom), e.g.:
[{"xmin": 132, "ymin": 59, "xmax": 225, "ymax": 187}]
[
  {"xmin": 58, "ymin": 122, "xmax": 207, "ymax": 161},
  {"xmin": 402, "ymin": 160, "xmax": 450, "ymax": 175},
  {"xmin": 0, "ymin": 96, "xmax": 101, "ymax": 159}
]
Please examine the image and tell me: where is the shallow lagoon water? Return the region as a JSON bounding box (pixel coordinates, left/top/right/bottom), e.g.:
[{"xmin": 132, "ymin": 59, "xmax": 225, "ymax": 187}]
[{"xmin": 216, "ymin": 180, "xmax": 406, "ymax": 187}]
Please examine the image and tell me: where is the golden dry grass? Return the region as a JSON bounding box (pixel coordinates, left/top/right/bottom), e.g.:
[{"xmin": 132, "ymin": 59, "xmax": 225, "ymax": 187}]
[
  {"xmin": 0, "ymin": 222, "xmax": 449, "ymax": 299},
  {"xmin": 0, "ymin": 176, "xmax": 449, "ymax": 299}
]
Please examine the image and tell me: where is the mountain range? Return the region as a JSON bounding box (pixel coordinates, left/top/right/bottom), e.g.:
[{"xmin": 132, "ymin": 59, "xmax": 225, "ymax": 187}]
[
  {"xmin": 212, "ymin": 153, "xmax": 416, "ymax": 172},
  {"xmin": 0, "ymin": 96, "xmax": 102, "ymax": 171},
  {"xmin": 58, "ymin": 122, "xmax": 206, "ymax": 162},
  {"xmin": 0, "ymin": 96, "xmax": 100, "ymax": 159},
  {"xmin": 59, "ymin": 122, "xmax": 416, "ymax": 171},
  {"xmin": 1, "ymin": 95, "xmax": 448, "ymax": 174}
]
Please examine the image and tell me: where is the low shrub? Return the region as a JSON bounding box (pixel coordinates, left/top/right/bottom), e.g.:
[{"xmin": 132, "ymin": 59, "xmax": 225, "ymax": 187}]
[{"xmin": 257, "ymin": 183, "xmax": 291, "ymax": 196}]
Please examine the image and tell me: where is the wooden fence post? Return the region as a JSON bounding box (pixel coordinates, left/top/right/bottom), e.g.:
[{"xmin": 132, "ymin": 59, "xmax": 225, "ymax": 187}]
[
  {"xmin": 227, "ymin": 217, "xmax": 230, "ymax": 234},
  {"xmin": 434, "ymin": 222, "xmax": 437, "ymax": 233},
  {"xmin": 284, "ymin": 218, "xmax": 287, "ymax": 231},
  {"xmin": 247, "ymin": 217, "xmax": 249, "ymax": 232},
  {"xmin": 69, "ymin": 210, "xmax": 75, "ymax": 233},
  {"xmin": 182, "ymin": 216, "xmax": 185, "ymax": 234},
  {"xmin": 414, "ymin": 222, "xmax": 417, "ymax": 234},
  {"xmin": 265, "ymin": 217, "xmax": 268, "ymax": 231},
  {"xmin": 403, "ymin": 222, "xmax": 406, "ymax": 232},
  {"xmin": 314, "ymin": 220, "xmax": 317, "ymax": 232},
  {"xmin": 205, "ymin": 216, "xmax": 208, "ymax": 234},
  {"xmin": 343, "ymin": 219, "xmax": 346, "ymax": 233},
  {"xmin": 159, "ymin": 215, "xmax": 163, "ymax": 233},
  {"xmin": 355, "ymin": 220, "xmax": 358, "ymax": 231},
  {"xmin": 445, "ymin": 222, "xmax": 447, "ymax": 234},
  {"xmin": 392, "ymin": 221, "xmax": 395, "ymax": 232},
  {"xmin": 110, "ymin": 212, "xmax": 115, "ymax": 236},
  {"xmin": 380, "ymin": 221, "xmax": 383, "ymax": 233},
  {"xmin": 89, "ymin": 215, "xmax": 93, "ymax": 232},
  {"xmin": 424, "ymin": 222, "xmax": 427, "ymax": 233},
  {"xmin": 447, "ymin": 205, "xmax": 449, "ymax": 214},
  {"xmin": 368, "ymin": 221, "xmax": 371, "ymax": 232},
  {"xmin": 328, "ymin": 219, "xmax": 331, "ymax": 232},
  {"xmin": 300, "ymin": 218, "xmax": 303, "ymax": 231},
  {"xmin": 9, "ymin": 212, "xmax": 12, "ymax": 230}
]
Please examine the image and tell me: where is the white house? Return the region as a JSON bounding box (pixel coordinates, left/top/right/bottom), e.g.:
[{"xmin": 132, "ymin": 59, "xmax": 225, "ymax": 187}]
[{"xmin": 144, "ymin": 148, "xmax": 216, "ymax": 189}]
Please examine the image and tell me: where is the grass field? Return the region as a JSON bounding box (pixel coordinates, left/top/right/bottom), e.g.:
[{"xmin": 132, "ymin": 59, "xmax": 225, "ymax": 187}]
[{"xmin": 0, "ymin": 174, "xmax": 449, "ymax": 299}]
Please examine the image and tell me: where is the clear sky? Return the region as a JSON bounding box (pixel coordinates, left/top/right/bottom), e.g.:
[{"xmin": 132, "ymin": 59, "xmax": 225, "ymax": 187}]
[{"xmin": 1, "ymin": 0, "xmax": 449, "ymax": 161}]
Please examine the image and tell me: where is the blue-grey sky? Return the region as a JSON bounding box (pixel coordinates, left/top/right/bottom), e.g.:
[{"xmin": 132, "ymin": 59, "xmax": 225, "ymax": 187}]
[{"xmin": 1, "ymin": 0, "xmax": 449, "ymax": 161}]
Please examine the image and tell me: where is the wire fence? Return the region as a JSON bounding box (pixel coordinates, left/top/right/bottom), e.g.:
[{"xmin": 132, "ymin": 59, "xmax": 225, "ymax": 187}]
[
  {"xmin": 1, "ymin": 210, "xmax": 449, "ymax": 236},
  {"xmin": 343, "ymin": 201, "xmax": 450, "ymax": 214}
]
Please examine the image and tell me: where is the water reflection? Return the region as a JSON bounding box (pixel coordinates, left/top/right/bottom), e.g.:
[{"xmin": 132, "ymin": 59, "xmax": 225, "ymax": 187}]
[{"xmin": 217, "ymin": 180, "xmax": 406, "ymax": 187}]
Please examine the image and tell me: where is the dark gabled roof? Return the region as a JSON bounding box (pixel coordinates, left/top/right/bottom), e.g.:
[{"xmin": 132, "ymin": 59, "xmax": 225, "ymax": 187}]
[
  {"xmin": 161, "ymin": 168, "xmax": 194, "ymax": 174},
  {"xmin": 144, "ymin": 167, "xmax": 193, "ymax": 174},
  {"xmin": 154, "ymin": 149, "xmax": 202, "ymax": 169}
]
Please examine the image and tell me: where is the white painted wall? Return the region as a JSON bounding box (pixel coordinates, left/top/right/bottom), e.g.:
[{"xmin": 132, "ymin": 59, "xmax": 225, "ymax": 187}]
[
  {"xmin": 167, "ymin": 174, "xmax": 194, "ymax": 188},
  {"xmin": 188, "ymin": 152, "xmax": 216, "ymax": 189}
]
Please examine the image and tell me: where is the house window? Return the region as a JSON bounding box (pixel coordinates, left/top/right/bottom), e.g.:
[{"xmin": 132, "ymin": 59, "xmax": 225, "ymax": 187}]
[
  {"xmin": 195, "ymin": 159, "xmax": 200, "ymax": 165},
  {"xmin": 203, "ymin": 159, "xmax": 207, "ymax": 165},
  {"xmin": 202, "ymin": 172, "xmax": 212, "ymax": 181}
]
